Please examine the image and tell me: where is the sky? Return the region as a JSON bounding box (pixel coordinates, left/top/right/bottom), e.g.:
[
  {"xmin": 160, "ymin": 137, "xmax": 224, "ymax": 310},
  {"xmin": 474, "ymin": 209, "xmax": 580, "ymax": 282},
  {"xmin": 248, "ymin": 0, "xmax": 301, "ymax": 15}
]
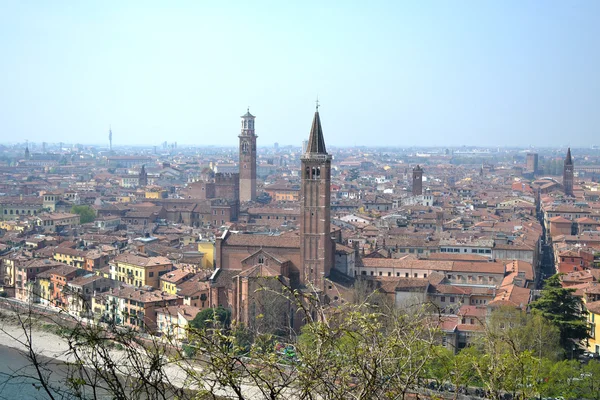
[{"xmin": 1, "ymin": 1, "xmax": 599, "ymax": 148}]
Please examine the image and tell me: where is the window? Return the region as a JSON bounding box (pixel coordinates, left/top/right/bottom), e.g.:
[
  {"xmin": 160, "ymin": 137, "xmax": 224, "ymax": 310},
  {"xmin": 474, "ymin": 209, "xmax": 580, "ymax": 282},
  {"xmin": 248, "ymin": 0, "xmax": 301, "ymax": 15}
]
[
  {"xmin": 258, "ymin": 256, "xmax": 264, "ymax": 264},
  {"xmin": 424, "ymin": 273, "xmax": 427, "ymax": 278},
  {"xmin": 149, "ymin": 272, "xmax": 154, "ymax": 277},
  {"xmin": 450, "ymin": 297, "xmax": 455, "ymax": 303},
  {"xmin": 414, "ymin": 273, "xmax": 418, "ymax": 278},
  {"xmin": 405, "ymin": 273, "xmax": 409, "ymax": 278},
  {"xmin": 441, "ymin": 296, "xmax": 446, "ymax": 302}
]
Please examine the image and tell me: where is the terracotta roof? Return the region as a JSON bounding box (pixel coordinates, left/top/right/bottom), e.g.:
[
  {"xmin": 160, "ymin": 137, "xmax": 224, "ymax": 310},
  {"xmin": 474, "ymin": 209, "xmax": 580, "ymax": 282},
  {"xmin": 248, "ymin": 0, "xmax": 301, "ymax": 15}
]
[
  {"xmin": 224, "ymin": 232, "xmax": 300, "ymax": 248},
  {"xmin": 586, "ymin": 300, "xmax": 600, "ymax": 315},
  {"xmin": 113, "ymin": 253, "xmax": 172, "ymax": 267},
  {"xmin": 156, "ymin": 305, "xmax": 203, "ymax": 322},
  {"xmin": 236, "ymin": 264, "xmax": 282, "ymax": 278},
  {"xmin": 111, "ymin": 286, "xmax": 179, "ymax": 303},
  {"xmin": 160, "ymin": 268, "xmax": 194, "ymax": 284},
  {"xmin": 549, "ymin": 216, "xmax": 572, "ymax": 223}
]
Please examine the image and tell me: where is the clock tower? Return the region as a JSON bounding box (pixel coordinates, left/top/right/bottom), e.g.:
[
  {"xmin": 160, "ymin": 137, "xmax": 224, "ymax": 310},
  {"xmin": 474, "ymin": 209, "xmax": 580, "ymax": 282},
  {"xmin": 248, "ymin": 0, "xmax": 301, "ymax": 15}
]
[{"xmin": 239, "ymin": 109, "xmax": 257, "ymax": 202}]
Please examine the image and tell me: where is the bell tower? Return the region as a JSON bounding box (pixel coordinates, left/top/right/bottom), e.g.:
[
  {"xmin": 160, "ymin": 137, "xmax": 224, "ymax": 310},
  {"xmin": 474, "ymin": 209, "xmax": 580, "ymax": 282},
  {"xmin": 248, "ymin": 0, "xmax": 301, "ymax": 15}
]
[
  {"xmin": 239, "ymin": 108, "xmax": 257, "ymax": 202},
  {"xmin": 563, "ymin": 147, "xmax": 574, "ymax": 197},
  {"xmin": 300, "ymin": 105, "xmax": 332, "ymax": 290},
  {"xmin": 412, "ymin": 165, "xmax": 423, "ymax": 196}
]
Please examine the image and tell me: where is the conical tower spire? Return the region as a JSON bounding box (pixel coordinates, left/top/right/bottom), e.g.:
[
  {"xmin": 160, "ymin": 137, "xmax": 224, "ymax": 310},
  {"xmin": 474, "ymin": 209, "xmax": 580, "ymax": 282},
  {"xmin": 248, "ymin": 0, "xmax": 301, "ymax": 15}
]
[
  {"xmin": 565, "ymin": 147, "xmax": 573, "ymax": 165},
  {"xmin": 305, "ymin": 110, "xmax": 327, "ymax": 155}
]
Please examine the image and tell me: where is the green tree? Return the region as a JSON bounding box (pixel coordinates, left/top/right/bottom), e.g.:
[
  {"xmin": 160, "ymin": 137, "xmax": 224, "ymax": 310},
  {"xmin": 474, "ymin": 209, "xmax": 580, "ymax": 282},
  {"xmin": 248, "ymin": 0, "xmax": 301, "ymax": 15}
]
[
  {"xmin": 488, "ymin": 306, "xmax": 563, "ymax": 361},
  {"xmin": 190, "ymin": 307, "xmax": 231, "ymax": 330},
  {"xmin": 530, "ymin": 274, "xmax": 589, "ymax": 354},
  {"xmin": 71, "ymin": 205, "xmax": 96, "ymax": 224}
]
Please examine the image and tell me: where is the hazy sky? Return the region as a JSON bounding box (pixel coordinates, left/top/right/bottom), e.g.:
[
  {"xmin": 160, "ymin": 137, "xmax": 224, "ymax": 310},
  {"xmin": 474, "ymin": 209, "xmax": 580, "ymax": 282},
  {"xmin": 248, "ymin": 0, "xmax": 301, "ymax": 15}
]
[{"xmin": 1, "ymin": 1, "xmax": 599, "ymax": 148}]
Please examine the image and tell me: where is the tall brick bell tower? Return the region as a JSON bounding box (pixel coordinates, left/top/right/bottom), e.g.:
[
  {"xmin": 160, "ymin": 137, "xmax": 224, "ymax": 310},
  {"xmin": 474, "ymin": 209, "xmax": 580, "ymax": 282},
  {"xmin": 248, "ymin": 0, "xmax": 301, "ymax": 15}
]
[
  {"xmin": 300, "ymin": 105, "xmax": 333, "ymax": 291},
  {"xmin": 239, "ymin": 108, "xmax": 257, "ymax": 202},
  {"xmin": 563, "ymin": 147, "xmax": 574, "ymax": 197}
]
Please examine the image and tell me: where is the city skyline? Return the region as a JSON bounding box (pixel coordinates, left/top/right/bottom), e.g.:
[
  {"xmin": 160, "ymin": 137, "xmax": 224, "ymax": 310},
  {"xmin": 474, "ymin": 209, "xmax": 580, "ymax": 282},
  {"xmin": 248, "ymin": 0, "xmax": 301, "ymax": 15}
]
[{"xmin": 1, "ymin": 1, "xmax": 599, "ymax": 147}]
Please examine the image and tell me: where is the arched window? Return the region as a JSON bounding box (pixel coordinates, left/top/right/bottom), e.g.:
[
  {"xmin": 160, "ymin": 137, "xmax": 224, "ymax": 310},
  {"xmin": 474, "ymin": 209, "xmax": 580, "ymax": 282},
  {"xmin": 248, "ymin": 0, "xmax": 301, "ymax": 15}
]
[
  {"xmin": 258, "ymin": 256, "xmax": 264, "ymax": 264},
  {"xmin": 242, "ymin": 141, "xmax": 249, "ymax": 153}
]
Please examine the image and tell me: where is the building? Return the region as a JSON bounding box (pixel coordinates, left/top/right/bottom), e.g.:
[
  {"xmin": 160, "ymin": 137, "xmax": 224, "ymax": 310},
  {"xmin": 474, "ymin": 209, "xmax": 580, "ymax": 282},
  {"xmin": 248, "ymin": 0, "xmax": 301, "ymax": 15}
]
[
  {"xmin": 239, "ymin": 109, "xmax": 257, "ymax": 202},
  {"xmin": 109, "ymin": 253, "xmax": 173, "ymax": 288},
  {"xmin": 101, "ymin": 286, "xmax": 181, "ymax": 331},
  {"xmin": 139, "ymin": 165, "xmax": 148, "ymax": 187},
  {"xmin": 300, "ymin": 107, "xmax": 333, "ymax": 289},
  {"xmin": 36, "ymin": 213, "xmax": 80, "ymax": 233},
  {"xmin": 412, "ymin": 165, "xmax": 423, "ymax": 196},
  {"xmin": 264, "ymin": 182, "xmax": 300, "ymax": 202},
  {"xmin": 214, "ymin": 108, "xmax": 337, "ymax": 327},
  {"xmin": 526, "ymin": 153, "xmax": 539, "ymax": 174},
  {"xmin": 563, "ymin": 148, "xmax": 574, "ymax": 197},
  {"xmin": 0, "ymin": 196, "xmax": 43, "ymax": 221},
  {"xmin": 155, "ymin": 305, "xmax": 202, "ymax": 340}
]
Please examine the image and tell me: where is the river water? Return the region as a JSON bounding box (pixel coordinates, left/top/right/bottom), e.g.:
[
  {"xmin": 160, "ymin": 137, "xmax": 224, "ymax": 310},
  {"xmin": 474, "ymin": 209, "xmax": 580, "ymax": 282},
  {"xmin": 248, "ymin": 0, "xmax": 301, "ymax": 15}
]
[{"xmin": 0, "ymin": 344, "xmax": 115, "ymax": 399}]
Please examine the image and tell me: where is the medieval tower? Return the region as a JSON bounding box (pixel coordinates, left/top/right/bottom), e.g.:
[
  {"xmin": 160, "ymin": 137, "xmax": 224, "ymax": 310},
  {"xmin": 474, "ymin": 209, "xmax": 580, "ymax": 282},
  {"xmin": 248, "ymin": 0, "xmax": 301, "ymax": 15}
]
[
  {"xmin": 412, "ymin": 165, "xmax": 423, "ymax": 196},
  {"xmin": 563, "ymin": 147, "xmax": 574, "ymax": 197},
  {"xmin": 300, "ymin": 107, "xmax": 332, "ymax": 290},
  {"xmin": 239, "ymin": 109, "xmax": 257, "ymax": 202}
]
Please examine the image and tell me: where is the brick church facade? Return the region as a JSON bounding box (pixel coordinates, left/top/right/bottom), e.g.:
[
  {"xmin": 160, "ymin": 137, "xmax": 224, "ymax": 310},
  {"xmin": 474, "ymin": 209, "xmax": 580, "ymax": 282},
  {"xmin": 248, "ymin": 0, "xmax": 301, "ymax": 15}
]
[{"xmin": 212, "ymin": 108, "xmax": 342, "ymax": 330}]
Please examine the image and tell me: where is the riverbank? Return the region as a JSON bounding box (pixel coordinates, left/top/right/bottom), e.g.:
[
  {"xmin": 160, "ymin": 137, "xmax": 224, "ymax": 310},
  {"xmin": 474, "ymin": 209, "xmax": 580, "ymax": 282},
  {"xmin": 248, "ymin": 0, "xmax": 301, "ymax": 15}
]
[{"xmin": 0, "ymin": 307, "xmax": 269, "ymax": 399}]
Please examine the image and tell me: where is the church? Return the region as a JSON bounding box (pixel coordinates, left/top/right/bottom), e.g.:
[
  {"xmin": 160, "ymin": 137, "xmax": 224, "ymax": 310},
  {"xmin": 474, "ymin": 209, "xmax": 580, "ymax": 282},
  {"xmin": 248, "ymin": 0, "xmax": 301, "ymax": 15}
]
[{"xmin": 211, "ymin": 107, "xmax": 348, "ymax": 329}]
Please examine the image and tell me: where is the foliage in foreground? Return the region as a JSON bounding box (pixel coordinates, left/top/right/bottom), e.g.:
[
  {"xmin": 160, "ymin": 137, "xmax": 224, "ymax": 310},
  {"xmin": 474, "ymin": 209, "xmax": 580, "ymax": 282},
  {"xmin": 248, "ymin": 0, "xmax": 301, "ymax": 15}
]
[{"xmin": 1, "ymin": 279, "xmax": 599, "ymax": 400}]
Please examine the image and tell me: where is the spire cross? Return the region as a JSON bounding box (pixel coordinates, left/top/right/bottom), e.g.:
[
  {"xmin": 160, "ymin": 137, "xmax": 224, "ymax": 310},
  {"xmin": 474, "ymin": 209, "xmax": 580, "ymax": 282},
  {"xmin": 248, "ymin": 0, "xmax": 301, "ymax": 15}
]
[{"xmin": 316, "ymin": 97, "xmax": 320, "ymax": 111}]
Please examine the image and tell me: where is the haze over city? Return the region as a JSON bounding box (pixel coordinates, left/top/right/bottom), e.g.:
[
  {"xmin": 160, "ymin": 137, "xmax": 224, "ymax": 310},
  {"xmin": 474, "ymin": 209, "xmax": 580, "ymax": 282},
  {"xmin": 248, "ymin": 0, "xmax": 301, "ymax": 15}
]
[{"xmin": 1, "ymin": 1, "xmax": 599, "ymax": 147}]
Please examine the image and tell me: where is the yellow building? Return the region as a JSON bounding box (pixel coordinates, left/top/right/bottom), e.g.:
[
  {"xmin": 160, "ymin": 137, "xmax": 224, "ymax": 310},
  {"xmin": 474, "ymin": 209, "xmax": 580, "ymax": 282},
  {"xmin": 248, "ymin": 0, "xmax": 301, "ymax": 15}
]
[
  {"xmin": 585, "ymin": 299, "xmax": 600, "ymax": 354},
  {"xmin": 53, "ymin": 248, "xmax": 87, "ymax": 269},
  {"xmin": 160, "ymin": 269, "xmax": 194, "ymax": 295},
  {"xmin": 110, "ymin": 253, "xmax": 172, "ymax": 289},
  {"xmin": 198, "ymin": 241, "xmax": 215, "ymax": 269},
  {"xmin": 116, "ymin": 196, "xmax": 134, "ymax": 203},
  {"xmin": 0, "ymin": 220, "xmax": 28, "ymax": 232},
  {"xmin": 145, "ymin": 189, "xmax": 168, "ymax": 199},
  {"xmin": 34, "ymin": 275, "xmax": 52, "ymax": 305}
]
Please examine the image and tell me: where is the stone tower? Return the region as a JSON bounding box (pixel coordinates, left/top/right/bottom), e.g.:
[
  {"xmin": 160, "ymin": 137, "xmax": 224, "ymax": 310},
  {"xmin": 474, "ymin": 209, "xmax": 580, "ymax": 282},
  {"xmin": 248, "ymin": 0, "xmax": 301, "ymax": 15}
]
[
  {"xmin": 239, "ymin": 109, "xmax": 257, "ymax": 202},
  {"xmin": 139, "ymin": 165, "xmax": 148, "ymax": 187},
  {"xmin": 412, "ymin": 165, "xmax": 423, "ymax": 196},
  {"xmin": 300, "ymin": 107, "xmax": 332, "ymax": 290},
  {"xmin": 563, "ymin": 148, "xmax": 574, "ymax": 197}
]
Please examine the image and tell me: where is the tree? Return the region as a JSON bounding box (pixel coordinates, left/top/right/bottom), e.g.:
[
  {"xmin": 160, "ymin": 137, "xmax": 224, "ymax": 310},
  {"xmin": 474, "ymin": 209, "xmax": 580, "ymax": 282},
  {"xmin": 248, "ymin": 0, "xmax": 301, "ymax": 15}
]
[
  {"xmin": 530, "ymin": 274, "xmax": 589, "ymax": 354},
  {"xmin": 71, "ymin": 205, "xmax": 96, "ymax": 224},
  {"xmin": 487, "ymin": 306, "xmax": 563, "ymax": 361},
  {"xmin": 190, "ymin": 307, "xmax": 231, "ymax": 330}
]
